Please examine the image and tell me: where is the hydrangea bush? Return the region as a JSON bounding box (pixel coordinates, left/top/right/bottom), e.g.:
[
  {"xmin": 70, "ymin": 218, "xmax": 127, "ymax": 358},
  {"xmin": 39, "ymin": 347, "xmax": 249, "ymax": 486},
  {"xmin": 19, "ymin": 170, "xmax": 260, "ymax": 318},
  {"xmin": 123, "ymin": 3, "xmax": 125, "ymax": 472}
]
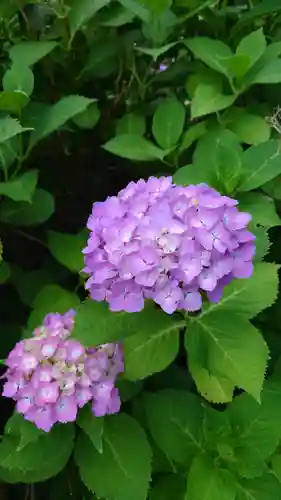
[{"xmin": 1, "ymin": 1, "xmax": 281, "ymax": 500}]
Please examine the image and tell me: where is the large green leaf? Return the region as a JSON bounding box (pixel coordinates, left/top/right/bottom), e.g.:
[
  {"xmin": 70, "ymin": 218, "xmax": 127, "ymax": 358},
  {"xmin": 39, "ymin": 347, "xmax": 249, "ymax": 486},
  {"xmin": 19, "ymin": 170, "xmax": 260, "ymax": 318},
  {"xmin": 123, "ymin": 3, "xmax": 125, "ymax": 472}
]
[
  {"xmin": 0, "ymin": 170, "xmax": 38, "ymax": 202},
  {"xmin": 238, "ymin": 140, "xmax": 281, "ymax": 192},
  {"xmin": 179, "ymin": 121, "xmax": 207, "ymax": 153},
  {"xmin": 152, "ymin": 97, "xmax": 185, "ymax": 149},
  {"xmin": 236, "ymin": 473, "xmax": 281, "ymax": 500},
  {"xmin": 227, "ymin": 380, "xmax": 281, "ymax": 463},
  {"xmin": 71, "ymin": 299, "xmax": 138, "ymax": 346},
  {"xmin": 28, "ymin": 285, "xmax": 80, "ymax": 330},
  {"xmin": 103, "ymin": 134, "xmax": 168, "ymax": 161},
  {"xmin": 225, "ymin": 109, "xmax": 270, "ymax": 146},
  {"xmin": 200, "ymin": 263, "xmax": 279, "ymax": 320},
  {"xmin": 251, "ymin": 59, "xmax": 281, "ymax": 84},
  {"xmin": 191, "ymin": 83, "xmax": 235, "ymax": 119},
  {"xmin": 193, "ymin": 128, "xmax": 243, "ymax": 193},
  {"xmin": 188, "ymin": 362, "xmax": 234, "ymax": 404},
  {"xmin": 69, "ymin": 0, "xmax": 112, "ymax": 39},
  {"xmin": 77, "ymin": 405, "xmax": 104, "ymax": 454},
  {"xmin": 0, "ymin": 188, "xmax": 55, "ymax": 226},
  {"xmin": 4, "ymin": 413, "xmax": 44, "ymax": 451},
  {"xmin": 185, "ymin": 37, "xmax": 233, "ymax": 77},
  {"xmin": 29, "ymin": 95, "xmax": 94, "ymax": 146},
  {"xmin": 186, "ymin": 454, "xmax": 236, "ymax": 500},
  {"xmin": 9, "ymin": 41, "xmax": 58, "ymax": 67},
  {"xmin": 0, "ymin": 424, "xmax": 74, "ymax": 483},
  {"xmin": 116, "ymin": 113, "xmax": 146, "ymax": 136},
  {"xmin": 123, "ymin": 307, "xmax": 184, "ymax": 380},
  {"xmin": 187, "ymin": 312, "xmax": 268, "ymax": 401},
  {"xmin": 75, "ymin": 413, "xmax": 152, "ymax": 500},
  {"xmin": 236, "ymin": 29, "xmax": 266, "ymax": 71},
  {"xmin": 145, "ymin": 390, "xmax": 204, "ymax": 466},
  {"xmin": 47, "ymin": 230, "xmax": 87, "ymax": 273}
]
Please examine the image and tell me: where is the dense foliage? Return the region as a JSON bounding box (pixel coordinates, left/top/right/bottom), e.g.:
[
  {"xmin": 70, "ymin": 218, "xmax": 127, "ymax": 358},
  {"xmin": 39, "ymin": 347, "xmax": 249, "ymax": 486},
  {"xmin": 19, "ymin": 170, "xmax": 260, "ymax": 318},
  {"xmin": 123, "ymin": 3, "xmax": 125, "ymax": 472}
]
[{"xmin": 1, "ymin": 0, "xmax": 281, "ymax": 499}]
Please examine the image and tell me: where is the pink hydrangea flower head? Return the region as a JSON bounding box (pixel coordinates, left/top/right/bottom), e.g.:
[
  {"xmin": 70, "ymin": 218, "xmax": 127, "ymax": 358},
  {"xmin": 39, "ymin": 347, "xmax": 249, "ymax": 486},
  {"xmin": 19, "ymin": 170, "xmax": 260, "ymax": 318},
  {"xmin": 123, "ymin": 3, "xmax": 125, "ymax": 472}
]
[
  {"xmin": 2, "ymin": 310, "xmax": 123, "ymax": 432},
  {"xmin": 83, "ymin": 177, "xmax": 255, "ymax": 314}
]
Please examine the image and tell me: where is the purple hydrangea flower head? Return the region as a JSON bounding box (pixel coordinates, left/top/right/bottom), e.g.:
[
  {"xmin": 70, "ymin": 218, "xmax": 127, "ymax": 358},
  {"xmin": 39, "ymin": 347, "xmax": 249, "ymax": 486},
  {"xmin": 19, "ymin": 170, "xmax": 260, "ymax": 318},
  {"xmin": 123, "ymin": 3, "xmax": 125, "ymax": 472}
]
[
  {"xmin": 2, "ymin": 310, "xmax": 123, "ymax": 432},
  {"xmin": 83, "ymin": 177, "xmax": 255, "ymax": 314}
]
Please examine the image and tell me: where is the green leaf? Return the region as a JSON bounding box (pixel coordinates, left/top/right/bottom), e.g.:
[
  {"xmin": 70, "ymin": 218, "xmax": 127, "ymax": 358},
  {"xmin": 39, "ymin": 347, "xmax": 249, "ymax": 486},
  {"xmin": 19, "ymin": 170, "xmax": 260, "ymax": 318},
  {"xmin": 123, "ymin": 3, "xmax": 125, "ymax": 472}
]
[
  {"xmin": 75, "ymin": 413, "xmax": 152, "ymax": 500},
  {"xmin": 11, "ymin": 267, "xmax": 56, "ymax": 307},
  {"xmin": 100, "ymin": 4, "xmax": 135, "ymax": 26},
  {"xmin": 251, "ymin": 59, "xmax": 281, "ymax": 84},
  {"xmin": 186, "ymin": 311, "xmax": 235, "ymax": 404},
  {"xmin": 29, "ymin": 95, "xmax": 94, "ymax": 146},
  {"xmin": 189, "ymin": 363, "xmax": 234, "ymax": 404},
  {"xmin": 69, "ymin": 0, "xmax": 111, "ymax": 39},
  {"xmin": 47, "ymin": 230, "xmax": 87, "ymax": 273},
  {"xmin": 71, "ymin": 298, "xmax": 138, "ymax": 346},
  {"xmin": 185, "ymin": 37, "xmax": 233, "ymax": 77},
  {"xmin": 123, "ymin": 307, "xmax": 184, "ymax": 380},
  {"xmin": 117, "ymin": 378, "xmax": 143, "ymax": 402},
  {"xmin": 227, "ymin": 54, "xmax": 252, "ymax": 79},
  {"xmin": 116, "ymin": 113, "xmax": 146, "ymax": 136},
  {"xmin": 0, "ymin": 116, "xmax": 31, "ymax": 143},
  {"xmin": 9, "ymin": 41, "xmax": 58, "ymax": 67},
  {"xmin": 173, "ymin": 164, "xmax": 211, "ymax": 186},
  {"xmin": 149, "ymin": 474, "xmax": 186, "ymax": 500},
  {"xmin": 193, "ymin": 128, "xmax": 243, "ymax": 193},
  {"xmin": 0, "ymin": 424, "xmax": 74, "ymax": 483},
  {"xmin": 203, "ymin": 405, "xmax": 232, "ymax": 452},
  {"xmin": 236, "ymin": 29, "xmax": 266, "ymax": 71},
  {"xmin": 28, "ymin": 285, "xmax": 80, "ymax": 330},
  {"xmin": 263, "ymin": 176, "xmax": 281, "ymax": 200},
  {"xmin": 5, "ymin": 413, "xmax": 44, "ymax": 450},
  {"xmin": 0, "ymin": 170, "xmax": 37, "ymax": 202},
  {"xmin": 187, "ymin": 454, "xmax": 236, "ymax": 500},
  {"xmin": 145, "ymin": 389, "xmax": 204, "ymax": 465},
  {"xmin": 237, "ymin": 0, "xmax": 281, "ymax": 23},
  {"xmin": 227, "ymin": 380, "xmax": 281, "ymax": 463},
  {"xmin": 225, "ymin": 109, "xmax": 271, "ymax": 145},
  {"xmin": 237, "ymin": 193, "xmax": 280, "ymax": 228},
  {"xmin": 135, "ymin": 42, "xmax": 177, "ymax": 61},
  {"xmin": 191, "ymin": 83, "xmax": 236, "ymax": 119},
  {"xmin": 152, "ymin": 97, "xmax": 186, "ymax": 149},
  {"xmin": 0, "ymin": 188, "xmax": 54, "ymax": 226},
  {"xmin": 238, "ymin": 140, "xmax": 281, "ymax": 192},
  {"xmin": 3, "ymin": 65, "xmax": 34, "ymax": 97},
  {"xmin": 271, "ymin": 453, "xmax": 281, "ymax": 483},
  {"xmin": 187, "ymin": 312, "xmax": 268, "ymax": 401},
  {"xmin": 236, "ymin": 473, "xmax": 281, "ymax": 500},
  {"xmin": 103, "ymin": 134, "xmax": 168, "ymax": 161},
  {"xmin": 0, "ymin": 90, "xmax": 29, "ymax": 114},
  {"xmin": 77, "ymin": 406, "xmax": 104, "ymax": 454},
  {"xmin": 72, "ymin": 102, "xmax": 100, "ymax": 129},
  {"xmin": 140, "ymin": 0, "xmax": 172, "ymax": 13},
  {"xmin": 179, "ymin": 121, "xmax": 207, "ymax": 153},
  {"xmin": 118, "ymin": 0, "xmax": 149, "ymax": 22},
  {"xmin": 252, "ymin": 226, "xmax": 271, "ymax": 262},
  {"xmin": 0, "ymin": 261, "xmax": 10, "ymax": 284},
  {"xmin": 200, "ymin": 262, "xmax": 278, "ymax": 320}
]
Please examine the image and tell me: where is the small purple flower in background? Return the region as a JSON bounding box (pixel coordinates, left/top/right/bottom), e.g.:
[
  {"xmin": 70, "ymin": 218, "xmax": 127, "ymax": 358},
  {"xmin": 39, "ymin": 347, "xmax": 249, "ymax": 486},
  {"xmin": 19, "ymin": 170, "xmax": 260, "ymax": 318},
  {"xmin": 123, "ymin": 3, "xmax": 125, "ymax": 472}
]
[
  {"xmin": 83, "ymin": 178, "xmax": 255, "ymax": 315},
  {"xmin": 2, "ymin": 310, "xmax": 123, "ymax": 432}
]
